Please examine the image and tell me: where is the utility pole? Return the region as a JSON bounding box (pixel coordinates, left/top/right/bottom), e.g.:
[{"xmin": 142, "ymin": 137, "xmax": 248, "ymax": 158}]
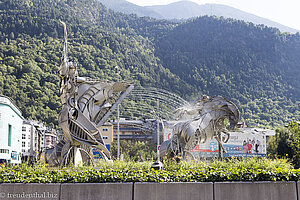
[
  {"xmin": 156, "ymin": 99, "xmax": 160, "ymax": 162},
  {"xmin": 117, "ymin": 103, "xmax": 120, "ymax": 160},
  {"xmin": 115, "ymin": 66, "xmax": 120, "ymax": 160},
  {"xmin": 151, "ymin": 99, "xmax": 163, "ymax": 170}
]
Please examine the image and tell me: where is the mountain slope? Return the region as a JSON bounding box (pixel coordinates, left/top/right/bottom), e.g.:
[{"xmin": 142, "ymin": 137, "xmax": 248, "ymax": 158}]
[
  {"xmin": 0, "ymin": 0, "xmax": 299, "ymax": 127},
  {"xmin": 146, "ymin": 2, "xmax": 299, "ymax": 33},
  {"xmin": 154, "ymin": 16, "xmax": 300, "ymax": 125},
  {"xmin": 97, "ymin": 0, "xmax": 162, "ymax": 18},
  {"xmin": 0, "ymin": 0, "xmax": 192, "ymax": 125}
]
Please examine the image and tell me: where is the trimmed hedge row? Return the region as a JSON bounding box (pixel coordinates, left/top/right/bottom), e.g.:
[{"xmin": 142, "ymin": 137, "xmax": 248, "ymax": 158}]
[{"xmin": 0, "ymin": 165, "xmax": 300, "ymax": 183}]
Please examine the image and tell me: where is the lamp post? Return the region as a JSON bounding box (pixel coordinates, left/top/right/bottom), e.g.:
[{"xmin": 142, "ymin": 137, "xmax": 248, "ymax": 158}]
[
  {"xmin": 150, "ymin": 99, "xmax": 163, "ymax": 170},
  {"xmin": 115, "ymin": 66, "xmax": 120, "ymax": 160},
  {"xmin": 156, "ymin": 99, "xmax": 160, "ymax": 162}
]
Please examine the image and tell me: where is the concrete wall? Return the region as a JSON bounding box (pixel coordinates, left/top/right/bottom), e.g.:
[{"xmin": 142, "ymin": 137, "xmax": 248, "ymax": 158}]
[
  {"xmin": 60, "ymin": 183, "xmax": 132, "ymax": 200},
  {"xmin": 214, "ymin": 182, "xmax": 297, "ymax": 200},
  {"xmin": 0, "ymin": 182, "xmax": 299, "ymax": 200},
  {"xmin": 134, "ymin": 182, "xmax": 213, "ymax": 200}
]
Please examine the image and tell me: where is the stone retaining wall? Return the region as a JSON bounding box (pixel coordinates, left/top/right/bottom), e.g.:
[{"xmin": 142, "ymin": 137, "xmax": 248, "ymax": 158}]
[{"xmin": 0, "ymin": 182, "xmax": 298, "ymax": 200}]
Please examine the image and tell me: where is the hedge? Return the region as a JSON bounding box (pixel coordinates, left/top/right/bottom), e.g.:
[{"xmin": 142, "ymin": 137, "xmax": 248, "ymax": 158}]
[{"xmin": 0, "ymin": 158, "xmax": 298, "ymax": 183}]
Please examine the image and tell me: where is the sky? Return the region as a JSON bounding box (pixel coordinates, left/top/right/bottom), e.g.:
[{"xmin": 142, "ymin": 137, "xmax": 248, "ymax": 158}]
[{"xmin": 126, "ymin": 0, "xmax": 300, "ymax": 31}]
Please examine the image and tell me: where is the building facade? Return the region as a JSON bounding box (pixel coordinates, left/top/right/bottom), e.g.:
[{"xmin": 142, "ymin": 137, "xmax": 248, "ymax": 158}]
[
  {"xmin": 99, "ymin": 123, "xmax": 114, "ymax": 144},
  {"xmin": 44, "ymin": 128, "xmax": 57, "ymax": 149},
  {"xmin": 92, "ymin": 123, "xmax": 114, "ymax": 160},
  {"xmin": 0, "ymin": 95, "xmax": 23, "ymax": 164},
  {"xmin": 21, "ymin": 120, "xmax": 44, "ymax": 162},
  {"xmin": 111, "ymin": 119, "xmax": 155, "ymax": 141},
  {"xmin": 21, "ymin": 120, "xmax": 57, "ymax": 162}
]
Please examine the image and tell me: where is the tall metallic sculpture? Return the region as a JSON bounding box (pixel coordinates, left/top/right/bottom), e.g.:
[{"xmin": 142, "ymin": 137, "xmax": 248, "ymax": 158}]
[
  {"xmin": 42, "ymin": 21, "xmax": 133, "ymax": 166},
  {"xmin": 159, "ymin": 95, "xmax": 240, "ymax": 159}
]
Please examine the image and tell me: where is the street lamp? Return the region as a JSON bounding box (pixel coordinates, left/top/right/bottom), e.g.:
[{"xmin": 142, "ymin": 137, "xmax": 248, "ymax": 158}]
[
  {"xmin": 156, "ymin": 99, "xmax": 160, "ymax": 162},
  {"xmin": 150, "ymin": 99, "xmax": 163, "ymax": 170},
  {"xmin": 115, "ymin": 66, "xmax": 120, "ymax": 160}
]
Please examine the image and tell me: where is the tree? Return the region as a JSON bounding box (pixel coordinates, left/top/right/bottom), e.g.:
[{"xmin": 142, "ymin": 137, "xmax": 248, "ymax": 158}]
[
  {"xmin": 110, "ymin": 140, "xmax": 157, "ymax": 161},
  {"xmin": 289, "ymin": 122, "xmax": 300, "ymax": 168},
  {"xmin": 267, "ymin": 122, "xmax": 300, "ymax": 168}
]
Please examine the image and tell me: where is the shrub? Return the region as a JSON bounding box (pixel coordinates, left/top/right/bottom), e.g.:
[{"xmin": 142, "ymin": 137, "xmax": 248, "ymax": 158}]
[{"xmin": 0, "ymin": 158, "xmax": 298, "ymax": 183}]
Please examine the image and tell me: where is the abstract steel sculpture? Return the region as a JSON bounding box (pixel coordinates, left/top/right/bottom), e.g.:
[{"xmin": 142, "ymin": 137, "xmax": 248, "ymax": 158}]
[
  {"xmin": 159, "ymin": 95, "xmax": 240, "ymax": 160},
  {"xmin": 42, "ymin": 21, "xmax": 134, "ymax": 166}
]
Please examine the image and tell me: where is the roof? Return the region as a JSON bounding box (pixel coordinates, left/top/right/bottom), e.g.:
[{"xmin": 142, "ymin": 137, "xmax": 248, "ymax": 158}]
[
  {"xmin": 231, "ymin": 127, "xmax": 276, "ymax": 136},
  {"xmin": 0, "ymin": 95, "xmax": 24, "ymax": 119}
]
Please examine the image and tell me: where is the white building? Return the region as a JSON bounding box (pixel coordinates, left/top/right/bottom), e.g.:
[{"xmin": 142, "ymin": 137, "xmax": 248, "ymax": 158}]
[
  {"xmin": 44, "ymin": 128, "xmax": 57, "ymax": 149},
  {"xmin": 0, "ymin": 95, "xmax": 23, "ymax": 164},
  {"xmin": 21, "ymin": 120, "xmax": 57, "ymax": 162},
  {"xmin": 21, "ymin": 120, "xmax": 44, "ymax": 162}
]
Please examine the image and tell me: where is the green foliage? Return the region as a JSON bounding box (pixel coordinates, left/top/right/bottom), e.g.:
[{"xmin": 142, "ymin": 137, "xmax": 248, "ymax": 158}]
[
  {"xmin": 267, "ymin": 122, "xmax": 300, "ymax": 168},
  {"xmin": 155, "ymin": 16, "xmax": 300, "ymax": 127},
  {"xmin": 0, "ymin": 158, "xmax": 297, "ymax": 183},
  {"xmin": 267, "ymin": 127, "xmax": 292, "ymax": 159},
  {"xmin": 0, "ymin": 0, "xmax": 190, "ymax": 126},
  {"xmin": 110, "ymin": 140, "xmax": 157, "ymax": 161},
  {"xmin": 289, "ymin": 122, "xmax": 300, "ymax": 167},
  {"xmin": 94, "ymin": 160, "xmax": 152, "ymax": 171},
  {"xmin": 0, "ymin": 0, "xmax": 299, "ymax": 128}
]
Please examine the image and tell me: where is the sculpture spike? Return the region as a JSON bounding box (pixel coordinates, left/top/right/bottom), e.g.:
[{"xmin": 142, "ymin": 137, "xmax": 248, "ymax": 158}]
[{"xmin": 59, "ymin": 20, "xmax": 68, "ymax": 62}]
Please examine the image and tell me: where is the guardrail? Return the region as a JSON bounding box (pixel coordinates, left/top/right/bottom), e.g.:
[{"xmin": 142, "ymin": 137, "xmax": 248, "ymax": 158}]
[{"xmin": 0, "ymin": 182, "xmax": 298, "ymax": 200}]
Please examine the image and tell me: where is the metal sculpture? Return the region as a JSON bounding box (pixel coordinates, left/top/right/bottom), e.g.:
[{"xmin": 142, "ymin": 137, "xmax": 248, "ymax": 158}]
[
  {"xmin": 159, "ymin": 95, "xmax": 240, "ymax": 159},
  {"xmin": 42, "ymin": 21, "xmax": 133, "ymax": 166}
]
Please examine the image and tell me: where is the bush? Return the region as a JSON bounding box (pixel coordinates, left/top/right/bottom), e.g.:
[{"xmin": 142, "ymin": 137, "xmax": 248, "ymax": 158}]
[
  {"xmin": 0, "ymin": 158, "xmax": 298, "ymax": 183},
  {"xmin": 267, "ymin": 122, "xmax": 300, "ymax": 168}
]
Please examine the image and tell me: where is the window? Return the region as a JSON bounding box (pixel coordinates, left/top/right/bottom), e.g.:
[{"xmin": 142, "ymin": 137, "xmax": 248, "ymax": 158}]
[
  {"xmin": 28, "ymin": 142, "xmax": 30, "ymax": 147},
  {"xmin": 8, "ymin": 124, "xmax": 12, "ymax": 147},
  {"xmin": 22, "ymin": 134, "xmax": 26, "ymax": 139},
  {"xmin": 22, "ymin": 142, "xmax": 25, "ymax": 147},
  {"xmin": 0, "ymin": 149, "xmax": 9, "ymax": 154},
  {"xmin": 102, "ymin": 136, "xmax": 108, "ymax": 140},
  {"xmin": 22, "ymin": 126, "xmax": 26, "ymax": 131},
  {"xmin": 102, "ymin": 128, "xmax": 109, "ymax": 132}
]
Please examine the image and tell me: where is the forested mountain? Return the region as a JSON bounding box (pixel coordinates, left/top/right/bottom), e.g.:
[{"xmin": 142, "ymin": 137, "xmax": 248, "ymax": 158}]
[
  {"xmin": 0, "ymin": 0, "xmax": 299, "ymax": 127},
  {"xmin": 96, "ymin": 0, "xmax": 163, "ymax": 19},
  {"xmin": 155, "ymin": 17, "xmax": 300, "ymax": 126},
  {"xmin": 145, "ymin": 2, "xmax": 299, "ymax": 33},
  {"xmin": 98, "ymin": 0, "xmax": 299, "ymax": 33},
  {"xmin": 0, "ymin": 0, "xmax": 192, "ymax": 126}
]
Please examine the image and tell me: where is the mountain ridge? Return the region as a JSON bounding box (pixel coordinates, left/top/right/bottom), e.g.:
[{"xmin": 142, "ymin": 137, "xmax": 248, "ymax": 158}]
[
  {"xmin": 99, "ymin": 0, "xmax": 299, "ymax": 33},
  {"xmin": 146, "ymin": 1, "xmax": 299, "ymax": 33},
  {"xmin": 0, "ymin": 0, "xmax": 299, "ymax": 127}
]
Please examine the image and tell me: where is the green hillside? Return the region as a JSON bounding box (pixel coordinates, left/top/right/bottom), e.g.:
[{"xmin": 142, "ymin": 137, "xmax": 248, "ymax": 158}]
[
  {"xmin": 154, "ymin": 17, "xmax": 300, "ymax": 126},
  {"xmin": 117, "ymin": 15, "xmax": 300, "ymax": 126},
  {"xmin": 0, "ymin": 0, "xmax": 299, "ymax": 127},
  {"xmin": 0, "ymin": 0, "xmax": 192, "ymax": 126}
]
